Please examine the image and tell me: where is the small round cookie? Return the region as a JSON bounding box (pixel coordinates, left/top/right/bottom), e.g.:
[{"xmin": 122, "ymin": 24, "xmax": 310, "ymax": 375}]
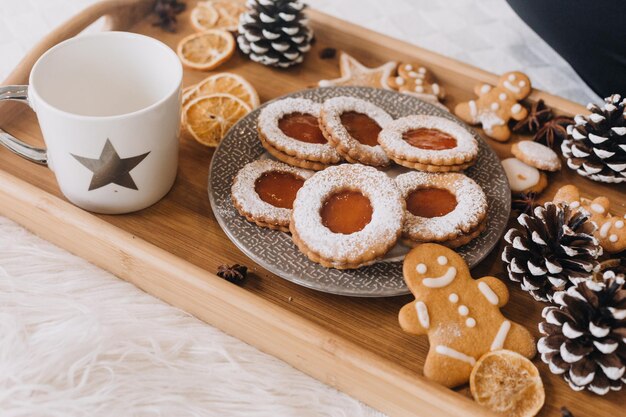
[
  {"xmin": 257, "ymin": 98, "xmax": 342, "ymax": 169},
  {"xmin": 395, "ymin": 172, "xmax": 488, "ymax": 247},
  {"xmin": 290, "ymin": 164, "xmax": 405, "ymax": 269},
  {"xmin": 319, "ymin": 96, "xmax": 393, "ymax": 166},
  {"xmin": 501, "ymin": 158, "xmax": 548, "ymax": 194},
  {"xmin": 232, "ymin": 160, "xmax": 313, "ymax": 232},
  {"xmin": 379, "ymin": 115, "xmax": 478, "ymax": 170},
  {"xmin": 511, "ymin": 140, "xmax": 561, "ymax": 171}
]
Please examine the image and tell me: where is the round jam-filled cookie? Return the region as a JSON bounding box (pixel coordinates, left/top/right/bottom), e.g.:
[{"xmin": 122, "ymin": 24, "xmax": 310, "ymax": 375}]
[
  {"xmin": 232, "ymin": 160, "xmax": 313, "ymax": 232},
  {"xmin": 511, "ymin": 140, "xmax": 561, "ymax": 172},
  {"xmin": 378, "ymin": 115, "xmax": 478, "ymax": 171},
  {"xmin": 319, "ymin": 96, "xmax": 393, "ymax": 167},
  {"xmin": 399, "ymin": 244, "xmax": 536, "ymax": 388},
  {"xmin": 395, "ymin": 172, "xmax": 488, "ymax": 247},
  {"xmin": 257, "ymin": 98, "xmax": 342, "ymax": 170},
  {"xmin": 290, "ymin": 164, "xmax": 405, "ymax": 269},
  {"xmin": 501, "ymin": 158, "xmax": 548, "ymax": 194}
]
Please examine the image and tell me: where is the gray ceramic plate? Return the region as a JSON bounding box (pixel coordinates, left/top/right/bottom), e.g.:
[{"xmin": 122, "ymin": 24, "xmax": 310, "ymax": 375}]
[{"xmin": 208, "ymin": 87, "xmax": 510, "ymax": 297}]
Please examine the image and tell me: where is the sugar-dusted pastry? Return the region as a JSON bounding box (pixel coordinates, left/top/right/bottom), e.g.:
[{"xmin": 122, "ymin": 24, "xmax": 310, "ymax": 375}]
[
  {"xmin": 319, "ymin": 96, "xmax": 393, "ymax": 166},
  {"xmin": 318, "ymin": 52, "xmax": 396, "ymax": 90},
  {"xmin": 232, "ymin": 159, "xmax": 313, "ymax": 231},
  {"xmin": 387, "ymin": 62, "xmax": 445, "ymax": 105},
  {"xmin": 395, "ymin": 172, "xmax": 488, "ymax": 248},
  {"xmin": 511, "ymin": 140, "xmax": 561, "ymax": 171},
  {"xmin": 454, "ymin": 71, "xmax": 531, "ymax": 141},
  {"xmin": 290, "ymin": 164, "xmax": 404, "ymax": 269},
  {"xmin": 553, "ymin": 184, "xmax": 626, "ymax": 253},
  {"xmin": 257, "ymin": 98, "xmax": 342, "ymax": 170},
  {"xmin": 378, "ymin": 115, "xmax": 478, "ymax": 171},
  {"xmin": 399, "ymin": 244, "xmax": 536, "ymax": 388},
  {"xmin": 501, "ymin": 158, "xmax": 548, "ymax": 194}
]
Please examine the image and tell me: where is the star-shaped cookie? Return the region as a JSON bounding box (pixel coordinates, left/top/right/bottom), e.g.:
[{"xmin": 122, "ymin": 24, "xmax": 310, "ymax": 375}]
[
  {"xmin": 318, "ymin": 52, "xmax": 396, "ymax": 90},
  {"xmin": 72, "ymin": 139, "xmax": 150, "ymax": 191}
]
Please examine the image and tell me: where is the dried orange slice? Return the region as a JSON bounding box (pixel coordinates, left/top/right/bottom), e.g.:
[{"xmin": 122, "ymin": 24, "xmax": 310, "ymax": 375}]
[
  {"xmin": 470, "ymin": 350, "xmax": 545, "ymax": 417},
  {"xmin": 183, "ymin": 93, "xmax": 251, "ymax": 146},
  {"xmin": 190, "ymin": 2, "xmax": 219, "ymax": 32},
  {"xmin": 177, "ymin": 30, "xmax": 235, "ymax": 71},
  {"xmin": 184, "ymin": 73, "xmax": 260, "ymax": 108},
  {"xmin": 205, "ymin": 0, "xmax": 247, "ymax": 32}
]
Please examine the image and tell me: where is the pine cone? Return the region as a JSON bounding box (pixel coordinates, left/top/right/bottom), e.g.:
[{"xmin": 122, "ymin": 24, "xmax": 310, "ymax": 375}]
[
  {"xmin": 538, "ymin": 277, "xmax": 626, "ymax": 395},
  {"xmin": 562, "ymin": 94, "xmax": 626, "ymax": 184},
  {"xmin": 502, "ymin": 202, "xmax": 603, "ymax": 302},
  {"xmin": 237, "ymin": 0, "xmax": 313, "ymax": 68}
]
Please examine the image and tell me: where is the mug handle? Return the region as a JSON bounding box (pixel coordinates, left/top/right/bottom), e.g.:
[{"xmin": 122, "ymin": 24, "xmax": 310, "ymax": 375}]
[{"xmin": 0, "ymin": 85, "xmax": 47, "ymax": 165}]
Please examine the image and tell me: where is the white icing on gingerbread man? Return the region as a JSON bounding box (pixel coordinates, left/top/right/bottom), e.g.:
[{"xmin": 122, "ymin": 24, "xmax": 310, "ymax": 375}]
[
  {"xmin": 454, "ymin": 71, "xmax": 531, "ymax": 142},
  {"xmin": 399, "ymin": 244, "xmax": 536, "ymax": 387}
]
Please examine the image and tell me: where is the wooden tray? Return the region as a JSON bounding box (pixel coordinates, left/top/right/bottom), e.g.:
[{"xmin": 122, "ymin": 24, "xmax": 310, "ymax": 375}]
[{"xmin": 0, "ymin": 1, "xmax": 623, "ymax": 415}]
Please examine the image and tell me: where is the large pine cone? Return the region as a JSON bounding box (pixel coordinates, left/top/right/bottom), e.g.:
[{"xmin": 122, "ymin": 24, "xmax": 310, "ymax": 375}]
[
  {"xmin": 502, "ymin": 202, "xmax": 603, "ymax": 302},
  {"xmin": 538, "ymin": 277, "xmax": 626, "ymax": 395},
  {"xmin": 562, "ymin": 94, "xmax": 626, "ymax": 183},
  {"xmin": 237, "ymin": 0, "xmax": 313, "ymax": 68}
]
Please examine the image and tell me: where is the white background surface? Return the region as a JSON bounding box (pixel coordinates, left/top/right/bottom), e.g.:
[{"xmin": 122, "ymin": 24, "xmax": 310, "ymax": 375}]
[{"xmin": 0, "ymin": 1, "xmax": 597, "ymax": 416}]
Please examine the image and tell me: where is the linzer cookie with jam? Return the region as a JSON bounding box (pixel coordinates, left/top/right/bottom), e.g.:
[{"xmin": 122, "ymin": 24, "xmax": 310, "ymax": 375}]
[
  {"xmin": 290, "ymin": 164, "xmax": 405, "ymax": 269},
  {"xmin": 378, "ymin": 115, "xmax": 478, "ymax": 171},
  {"xmin": 319, "ymin": 96, "xmax": 393, "ymax": 166},
  {"xmin": 257, "ymin": 98, "xmax": 342, "ymax": 170},
  {"xmin": 232, "ymin": 160, "xmax": 313, "ymax": 232},
  {"xmin": 395, "ymin": 172, "xmax": 487, "ymax": 248}
]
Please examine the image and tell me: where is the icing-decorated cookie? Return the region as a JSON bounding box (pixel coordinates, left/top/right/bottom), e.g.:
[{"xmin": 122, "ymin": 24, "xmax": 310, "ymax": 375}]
[
  {"xmin": 454, "ymin": 71, "xmax": 532, "ymax": 142},
  {"xmin": 512, "ymin": 140, "xmax": 561, "ymax": 172},
  {"xmin": 387, "ymin": 62, "xmax": 446, "ymax": 105},
  {"xmin": 232, "ymin": 160, "xmax": 313, "ymax": 231},
  {"xmin": 290, "ymin": 164, "xmax": 404, "ymax": 269},
  {"xmin": 395, "ymin": 172, "xmax": 487, "ymax": 248},
  {"xmin": 399, "ymin": 244, "xmax": 536, "ymax": 388},
  {"xmin": 553, "ymin": 185, "xmax": 626, "ymax": 253},
  {"xmin": 319, "ymin": 96, "xmax": 393, "ymax": 167},
  {"xmin": 318, "ymin": 52, "xmax": 396, "ymax": 90},
  {"xmin": 257, "ymin": 98, "xmax": 342, "ymax": 170},
  {"xmin": 378, "ymin": 115, "xmax": 478, "ymax": 171},
  {"xmin": 501, "ymin": 158, "xmax": 548, "ymax": 194}
]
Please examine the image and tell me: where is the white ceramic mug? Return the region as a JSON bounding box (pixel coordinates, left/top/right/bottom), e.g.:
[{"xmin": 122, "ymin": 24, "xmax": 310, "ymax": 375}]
[{"xmin": 0, "ymin": 32, "xmax": 183, "ymax": 214}]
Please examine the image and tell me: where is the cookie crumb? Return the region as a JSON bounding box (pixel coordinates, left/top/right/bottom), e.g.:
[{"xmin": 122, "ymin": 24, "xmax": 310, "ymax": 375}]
[{"xmin": 319, "ymin": 47, "xmax": 337, "ymax": 60}]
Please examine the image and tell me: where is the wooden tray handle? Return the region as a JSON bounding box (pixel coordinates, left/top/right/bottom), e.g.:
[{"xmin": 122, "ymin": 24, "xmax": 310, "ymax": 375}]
[{"xmin": 0, "ymin": 0, "xmax": 155, "ymax": 127}]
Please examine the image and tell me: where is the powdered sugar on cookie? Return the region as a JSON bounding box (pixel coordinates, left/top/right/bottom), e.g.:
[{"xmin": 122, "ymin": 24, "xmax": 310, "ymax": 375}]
[
  {"xmin": 379, "ymin": 115, "xmax": 478, "ymax": 165},
  {"xmin": 258, "ymin": 98, "xmax": 342, "ymax": 162},
  {"xmin": 512, "ymin": 140, "xmax": 561, "ymax": 171}
]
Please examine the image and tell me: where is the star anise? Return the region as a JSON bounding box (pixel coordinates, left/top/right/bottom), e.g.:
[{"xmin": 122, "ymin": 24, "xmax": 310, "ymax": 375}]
[
  {"xmin": 217, "ymin": 264, "xmax": 248, "ymax": 285},
  {"xmin": 319, "ymin": 47, "xmax": 337, "ymax": 60},
  {"xmin": 152, "ymin": 0, "xmax": 186, "ymax": 33},
  {"xmin": 511, "ymin": 192, "xmax": 538, "ymax": 215},
  {"xmin": 533, "ymin": 115, "xmax": 573, "ymax": 150},
  {"xmin": 512, "ymin": 99, "xmax": 553, "ymax": 134}
]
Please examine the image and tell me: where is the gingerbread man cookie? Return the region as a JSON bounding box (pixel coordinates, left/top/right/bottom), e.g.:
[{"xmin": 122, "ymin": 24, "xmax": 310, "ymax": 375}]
[
  {"xmin": 553, "ymin": 185, "xmax": 626, "ymax": 253},
  {"xmin": 399, "ymin": 244, "xmax": 536, "ymax": 388},
  {"xmin": 454, "ymin": 71, "xmax": 531, "ymax": 142},
  {"xmin": 387, "ymin": 62, "xmax": 445, "ymax": 105}
]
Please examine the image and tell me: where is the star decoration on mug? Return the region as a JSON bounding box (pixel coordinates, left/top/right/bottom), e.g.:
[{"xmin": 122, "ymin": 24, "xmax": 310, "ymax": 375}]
[{"xmin": 71, "ymin": 139, "xmax": 150, "ymax": 191}]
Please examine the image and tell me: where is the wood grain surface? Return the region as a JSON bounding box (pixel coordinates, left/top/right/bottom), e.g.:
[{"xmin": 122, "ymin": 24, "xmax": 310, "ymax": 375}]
[{"xmin": 0, "ymin": 1, "xmax": 624, "ymax": 416}]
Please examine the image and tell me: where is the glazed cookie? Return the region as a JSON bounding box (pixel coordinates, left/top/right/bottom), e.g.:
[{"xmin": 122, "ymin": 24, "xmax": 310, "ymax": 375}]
[
  {"xmin": 232, "ymin": 160, "xmax": 313, "ymax": 232},
  {"xmin": 553, "ymin": 184, "xmax": 626, "ymax": 253},
  {"xmin": 258, "ymin": 98, "xmax": 342, "ymax": 170},
  {"xmin": 501, "ymin": 158, "xmax": 548, "ymax": 194},
  {"xmin": 512, "ymin": 140, "xmax": 561, "ymax": 171},
  {"xmin": 399, "ymin": 244, "xmax": 536, "ymax": 388},
  {"xmin": 395, "ymin": 172, "xmax": 488, "ymax": 248},
  {"xmin": 454, "ymin": 71, "xmax": 531, "ymax": 141},
  {"xmin": 318, "ymin": 52, "xmax": 397, "ymax": 90},
  {"xmin": 290, "ymin": 164, "xmax": 405, "ymax": 269},
  {"xmin": 387, "ymin": 62, "xmax": 445, "ymax": 105},
  {"xmin": 378, "ymin": 115, "xmax": 478, "ymax": 171},
  {"xmin": 319, "ymin": 96, "xmax": 393, "ymax": 166}
]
